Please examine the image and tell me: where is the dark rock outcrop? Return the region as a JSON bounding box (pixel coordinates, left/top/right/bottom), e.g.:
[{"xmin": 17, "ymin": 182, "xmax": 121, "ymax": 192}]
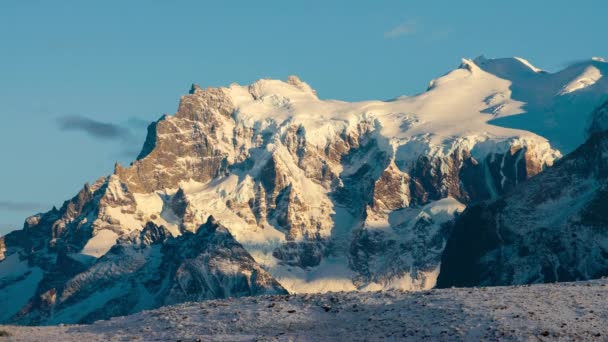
[{"xmin": 438, "ymin": 131, "xmax": 608, "ymax": 288}]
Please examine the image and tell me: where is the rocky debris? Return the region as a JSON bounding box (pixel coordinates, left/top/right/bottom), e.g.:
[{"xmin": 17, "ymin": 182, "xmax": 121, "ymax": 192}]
[{"xmin": 2, "ymin": 279, "xmax": 608, "ymax": 341}]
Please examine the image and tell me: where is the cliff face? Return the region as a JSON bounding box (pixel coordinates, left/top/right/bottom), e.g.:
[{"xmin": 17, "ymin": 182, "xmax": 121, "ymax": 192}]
[
  {"xmin": 7, "ymin": 56, "xmax": 608, "ymax": 324},
  {"xmin": 437, "ymin": 130, "xmax": 608, "ymax": 288}
]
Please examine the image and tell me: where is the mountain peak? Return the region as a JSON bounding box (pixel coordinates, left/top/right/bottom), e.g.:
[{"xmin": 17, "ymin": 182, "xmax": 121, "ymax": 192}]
[
  {"xmin": 246, "ymin": 76, "xmax": 318, "ymax": 101},
  {"xmin": 459, "ymin": 58, "xmax": 481, "ymax": 73},
  {"xmin": 3, "ymin": 55, "xmax": 608, "ymax": 325},
  {"xmin": 189, "ymin": 83, "xmax": 203, "ymax": 95},
  {"xmin": 472, "ymin": 55, "xmax": 543, "ymax": 75},
  {"xmin": 287, "ymin": 75, "xmax": 317, "ymax": 96}
]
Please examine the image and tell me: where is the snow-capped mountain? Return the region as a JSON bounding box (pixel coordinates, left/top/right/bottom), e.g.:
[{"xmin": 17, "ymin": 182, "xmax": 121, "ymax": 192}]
[
  {"xmin": 474, "ymin": 56, "xmax": 608, "ymax": 153},
  {"xmin": 437, "ymin": 100, "xmax": 608, "ymax": 288},
  {"xmin": 1, "ymin": 56, "xmax": 607, "ymax": 324}
]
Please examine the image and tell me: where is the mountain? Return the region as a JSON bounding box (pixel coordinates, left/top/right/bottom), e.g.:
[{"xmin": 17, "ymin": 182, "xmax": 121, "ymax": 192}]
[
  {"xmin": 2, "ymin": 216, "xmax": 285, "ymax": 325},
  {"xmin": 1, "ymin": 56, "xmax": 607, "ymax": 324},
  {"xmin": 475, "ymin": 56, "xmax": 608, "ymax": 152},
  {"xmin": 437, "ymin": 101, "xmax": 608, "ymax": 288}
]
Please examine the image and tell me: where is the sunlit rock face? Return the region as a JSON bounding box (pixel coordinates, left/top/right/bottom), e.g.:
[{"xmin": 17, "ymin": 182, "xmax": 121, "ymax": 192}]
[{"xmin": 5, "ymin": 56, "xmax": 608, "ymax": 324}]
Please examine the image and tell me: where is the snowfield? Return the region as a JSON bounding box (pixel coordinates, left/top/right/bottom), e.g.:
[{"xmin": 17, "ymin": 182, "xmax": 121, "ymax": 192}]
[{"xmin": 2, "ymin": 279, "xmax": 607, "ymax": 341}]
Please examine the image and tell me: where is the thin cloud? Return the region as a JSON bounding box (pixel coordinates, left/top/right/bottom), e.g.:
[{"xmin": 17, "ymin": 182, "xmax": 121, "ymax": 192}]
[
  {"xmin": 0, "ymin": 200, "xmax": 47, "ymax": 212},
  {"xmin": 55, "ymin": 115, "xmax": 151, "ymax": 159},
  {"xmin": 57, "ymin": 115, "xmax": 132, "ymax": 140},
  {"xmin": 384, "ymin": 20, "xmax": 419, "ymax": 39}
]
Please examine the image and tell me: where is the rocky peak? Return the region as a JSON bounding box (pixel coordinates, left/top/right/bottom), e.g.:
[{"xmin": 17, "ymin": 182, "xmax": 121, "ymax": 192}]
[
  {"xmin": 120, "ymin": 222, "xmax": 172, "ymax": 246},
  {"xmin": 5, "ymin": 57, "xmax": 608, "ymax": 324},
  {"xmin": 115, "ymin": 88, "xmax": 234, "ymax": 192},
  {"xmin": 196, "ymin": 215, "xmax": 220, "ymax": 236},
  {"xmin": 189, "ymin": 83, "xmax": 203, "ymax": 95},
  {"xmin": 286, "ymin": 75, "xmax": 317, "ymax": 96}
]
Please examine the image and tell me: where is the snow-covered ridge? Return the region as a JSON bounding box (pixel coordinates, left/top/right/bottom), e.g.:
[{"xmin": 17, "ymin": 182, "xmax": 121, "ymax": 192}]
[
  {"xmin": 221, "ymin": 55, "xmax": 607, "ymax": 156},
  {"xmin": 224, "ymin": 63, "xmax": 546, "ymax": 154},
  {"xmin": 557, "ymin": 65, "xmax": 603, "ymax": 95},
  {"xmin": 513, "ymin": 56, "xmax": 544, "ymax": 73},
  {"xmin": 2, "ymin": 55, "xmax": 608, "ymax": 325},
  {"xmin": 472, "ymin": 56, "xmax": 608, "ymax": 152},
  {"xmin": 88, "ymin": 58, "xmax": 571, "ymax": 298}
]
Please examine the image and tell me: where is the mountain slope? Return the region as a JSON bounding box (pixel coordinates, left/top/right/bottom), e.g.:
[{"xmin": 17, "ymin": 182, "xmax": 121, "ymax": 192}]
[
  {"xmin": 3, "ymin": 216, "xmax": 285, "ymax": 325},
  {"xmin": 437, "ymin": 119, "xmax": 608, "ymax": 287},
  {"xmin": 2, "ymin": 56, "xmax": 608, "ymax": 324},
  {"xmin": 476, "ymin": 56, "xmax": 608, "ymax": 152}
]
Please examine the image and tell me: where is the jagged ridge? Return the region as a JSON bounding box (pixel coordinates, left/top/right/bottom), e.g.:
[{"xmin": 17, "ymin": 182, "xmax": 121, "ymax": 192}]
[{"xmin": 2, "ymin": 56, "xmax": 608, "ymax": 324}]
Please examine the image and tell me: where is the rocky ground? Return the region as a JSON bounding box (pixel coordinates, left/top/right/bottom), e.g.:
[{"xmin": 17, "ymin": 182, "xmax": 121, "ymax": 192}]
[{"xmin": 1, "ymin": 279, "xmax": 607, "ymax": 341}]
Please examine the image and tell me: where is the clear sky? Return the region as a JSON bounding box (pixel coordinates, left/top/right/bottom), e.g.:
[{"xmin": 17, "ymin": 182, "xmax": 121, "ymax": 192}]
[{"xmin": 1, "ymin": 0, "xmax": 606, "ymax": 235}]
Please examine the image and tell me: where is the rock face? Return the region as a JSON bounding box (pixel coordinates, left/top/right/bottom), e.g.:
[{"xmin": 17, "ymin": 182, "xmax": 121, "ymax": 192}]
[
  {"xmin": 7, "ymin": 218, "xmax": 286, "ymax": 325},
  {"xmin": 3, "ymin": 56, "xmax": 608, "ymax": 324},
  {"xmin": 437, "ymin": 130, "xmax": 608, "ymax": 288},
  {"xmin": 116, "ymin": 86, "xmax": 235, "ymax": 193}
]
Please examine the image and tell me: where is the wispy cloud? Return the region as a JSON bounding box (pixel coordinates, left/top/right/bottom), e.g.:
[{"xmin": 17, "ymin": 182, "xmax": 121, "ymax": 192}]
[
  {"xmin": 384, "ymin": 20, "xmax": 419, "ymax": 39},
  {"xmin": 0, "ymin": 200, "xmax": 47, "ymax": 212},
  {"xmin": 57, "ymin": 115, "xmax": 132, "ymax": 140},
  {"xmin": 55, "ymin": 115, "xmax": 150, "ymax": 159}
]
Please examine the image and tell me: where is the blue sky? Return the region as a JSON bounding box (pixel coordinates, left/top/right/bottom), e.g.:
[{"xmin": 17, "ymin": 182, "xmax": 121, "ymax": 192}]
[{"xmin": 1, "ymin": 0, "xmax": 606, "ymax": 235}]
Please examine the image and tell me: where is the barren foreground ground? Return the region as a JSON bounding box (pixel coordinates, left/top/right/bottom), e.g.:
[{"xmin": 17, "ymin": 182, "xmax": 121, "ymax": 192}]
[{"xmin": 1, "ymin": 279, "xmax": 607, "ymax": 341}]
